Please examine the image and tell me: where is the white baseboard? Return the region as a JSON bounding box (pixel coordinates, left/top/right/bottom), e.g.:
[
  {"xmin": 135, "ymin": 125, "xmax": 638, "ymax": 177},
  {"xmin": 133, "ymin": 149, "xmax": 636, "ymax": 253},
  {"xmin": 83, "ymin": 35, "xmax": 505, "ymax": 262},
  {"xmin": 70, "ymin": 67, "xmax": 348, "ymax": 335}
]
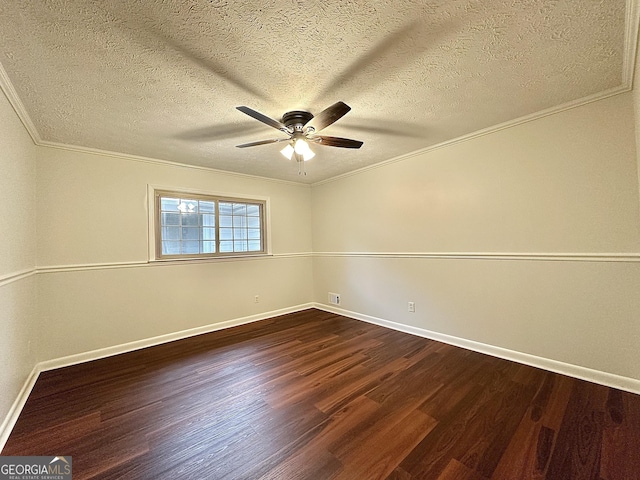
[
  {"xmin": 4, "ymin": 301, "xmax": 639, "ymax": 453},
  {"xmin": 0, "ymin": 303, "xmax": 313, "ymax": 451},
  {"xmin": 0, "ymin": 366, "xmax": 40, "ymax": 452},
  {"xmin": 314, "ymin": 303, "xmax": 640, "ymax": 396},
  {"xmin": 38, "ymin": 303, "xmax": 315, "ymax": 372}
]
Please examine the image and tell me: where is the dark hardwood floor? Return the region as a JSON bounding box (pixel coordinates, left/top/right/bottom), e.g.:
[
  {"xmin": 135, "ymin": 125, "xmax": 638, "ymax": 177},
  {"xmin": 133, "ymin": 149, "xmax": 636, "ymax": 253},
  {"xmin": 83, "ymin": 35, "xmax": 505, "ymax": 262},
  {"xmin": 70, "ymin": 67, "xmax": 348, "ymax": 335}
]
[{"xmin": 3, "ymin": 309, "xmax": 640, "ymax": 479}]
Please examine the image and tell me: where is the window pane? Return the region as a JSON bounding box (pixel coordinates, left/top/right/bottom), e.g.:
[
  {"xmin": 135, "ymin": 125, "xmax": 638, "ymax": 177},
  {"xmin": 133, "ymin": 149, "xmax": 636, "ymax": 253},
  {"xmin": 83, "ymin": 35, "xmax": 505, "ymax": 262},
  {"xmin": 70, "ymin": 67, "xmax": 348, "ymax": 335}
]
[
  {"xmin": 202, "ymin": 227, "xmax": 215, "ymax": 241},
  {"xmin": 233, "ymin": 203, "xmax": 247, "ymax": 215},
  {"xmin": 178, "ymin": 199, "xmax": 199, "ymax": 213},
  {"xmin": 182, "ymin": 213, "xmax": 199, "ymax": 226},
  {"xmin": 162, "ymin": 213, "xmax": 180, "ymax": 226},
  {"xmin": 199, "ymin": 200, "xmax": 215, "ymax": 213},
  {"xmin": 161, "ymin": 197, "xmax": 180, "ymax": 211},
  {"xmin": 156, "ymin": 191, "xmax": 264, "ymax": 258},
  {"xmin": 181, "ymin": 241, "xmax": 199, "ymax": 254},
  {"xmin": 182, "ymin": 227, "xmax": 199, "ymax": 241},
  {"xmin": 233, "ymin": 216, "xmax": 247, "ymax": 228},
  {"xmin": 219, "ymin": 202, "xmax": 233, "ymax": 215},
  {"xmin": 219, "ymin": 215, "xmax": 232, "ymax": 227},
  {"xmin": 162, "ymin": 241, "xmax": 181, "ymax": 255},
  {"xmin": 202, "ymin": 214, "xmax": 215, "ymax": 227},
  {"xmin": 162, "ymin": 226, "xmax": 180, "ymax": 241}
]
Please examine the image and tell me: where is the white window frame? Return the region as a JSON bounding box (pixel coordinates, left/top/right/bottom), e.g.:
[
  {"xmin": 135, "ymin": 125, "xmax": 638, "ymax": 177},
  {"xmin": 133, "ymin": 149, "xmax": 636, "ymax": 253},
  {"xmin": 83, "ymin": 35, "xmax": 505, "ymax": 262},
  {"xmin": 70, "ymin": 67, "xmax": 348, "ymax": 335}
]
[{"xmin": 148, "ymin": 185, "xmax": 271, "ymax": 261}]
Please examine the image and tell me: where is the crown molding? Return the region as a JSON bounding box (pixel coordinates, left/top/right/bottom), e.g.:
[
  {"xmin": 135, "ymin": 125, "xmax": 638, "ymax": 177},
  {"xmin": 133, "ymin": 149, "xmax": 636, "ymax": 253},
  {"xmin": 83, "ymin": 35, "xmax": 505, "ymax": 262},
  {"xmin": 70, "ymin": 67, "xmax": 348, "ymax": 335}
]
[
  {"xmin": 1, "ymin": 1, "xmax": 638, "ymax": 187},
  {"xmin": 313, "ymin": 0, "xmax": 640, "ymax": 187},
  {"xmin": 624, "ymin": 0, "xmax": 640, "ymax": 87},
  {"xmin": 0, "ymin": 63, "xmax": 41, "ymax": 144},
  {"xmin": 311, "ymin": 85, "xmax": 631, "ymax": 187},
  {"xmin": 38, "ymin": 141, "xmax": 311, "ymax": 188},
  {"xmin": 0, "ymin": 63, "xmax": 306, "ymax": 188}
]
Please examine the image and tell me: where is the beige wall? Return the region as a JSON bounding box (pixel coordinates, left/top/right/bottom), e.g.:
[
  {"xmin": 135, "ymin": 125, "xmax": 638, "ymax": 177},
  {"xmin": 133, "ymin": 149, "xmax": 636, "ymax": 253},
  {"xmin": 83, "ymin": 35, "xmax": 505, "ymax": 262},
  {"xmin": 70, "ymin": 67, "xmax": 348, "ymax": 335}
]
[
  {"xmin": 0, "ymin": 89, "xmax": 38, "ymax": 424},
  {"xmin": 3, "ymin": 68, "xmax": 640, "ymax": 435},
  {"xmin": 633, "ymin": 34, "xmax": 640, "ymax": 202},
  {"xmin": 312, "ymin": 94, "xmax": 640, "ymax": 254},
  {"xmin": 312, "ymin": 92, "xmax": 640, "ymax": 380},
  {"xmin": 36, "ymin": 148, "xmax": 313, "ymax": 266},
  {"xmin": 37, "ymin": 256, "xmax": 311, "ymax": 360},
  {"xmin": 35, "ymin": 147, "xmax": 313, "ymax": 361}
]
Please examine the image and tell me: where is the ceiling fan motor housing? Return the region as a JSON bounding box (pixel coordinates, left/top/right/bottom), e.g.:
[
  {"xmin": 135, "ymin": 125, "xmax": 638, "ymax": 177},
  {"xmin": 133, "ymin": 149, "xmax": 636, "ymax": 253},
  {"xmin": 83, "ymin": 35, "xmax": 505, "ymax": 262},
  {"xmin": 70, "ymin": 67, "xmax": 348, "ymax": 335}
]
[{"xmin": 282, "ymin": 111, "xmax": 314, "ymax": 132}]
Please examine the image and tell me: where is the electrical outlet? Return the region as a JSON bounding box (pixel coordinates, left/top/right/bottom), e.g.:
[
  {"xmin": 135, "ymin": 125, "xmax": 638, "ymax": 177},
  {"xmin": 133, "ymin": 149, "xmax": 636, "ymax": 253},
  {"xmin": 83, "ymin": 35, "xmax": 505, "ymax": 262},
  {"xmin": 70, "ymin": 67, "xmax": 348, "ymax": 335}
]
[
  {"xmin": 329, "ymin": 292, "xmax": 341, "ymax": 305},
  {"xmin": 254, "ymin": 295, "xmax": 259, "ymax": 303},
  {"xmin": 408, "ymin": 302, "xmax": 415, "ymax": 313}
]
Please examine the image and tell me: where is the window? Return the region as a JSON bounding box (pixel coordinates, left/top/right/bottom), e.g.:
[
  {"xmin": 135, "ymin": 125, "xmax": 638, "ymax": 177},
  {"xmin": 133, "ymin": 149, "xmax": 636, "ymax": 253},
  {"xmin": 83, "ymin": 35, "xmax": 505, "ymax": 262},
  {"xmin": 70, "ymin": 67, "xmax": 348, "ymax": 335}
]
[{"xmin": 155, "ymin": 190, "xmax": 266, "ymax": 259}]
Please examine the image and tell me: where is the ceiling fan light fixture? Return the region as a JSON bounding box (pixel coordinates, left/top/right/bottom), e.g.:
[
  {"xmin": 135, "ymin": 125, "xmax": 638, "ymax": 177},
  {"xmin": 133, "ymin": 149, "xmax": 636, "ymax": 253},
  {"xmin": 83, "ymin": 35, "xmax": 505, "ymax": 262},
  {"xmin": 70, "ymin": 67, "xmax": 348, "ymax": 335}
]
[
  {"xmin": 280, "ymin": 144, "xmax": 294, "ymax": 160},
  {"xmin": 293, "ymin": 138, "xmax": 308, "ymax": 154},
  {"xmin": 237, "ymin": 102, "xmax": 361, "ymax": 172},
  {"xmin": 294, "ymin": 138, "xmax": 315, "ymax": 161},
  {"xmin": 281, "ymin": 139, "xmax": 315, "ymax": 161}
]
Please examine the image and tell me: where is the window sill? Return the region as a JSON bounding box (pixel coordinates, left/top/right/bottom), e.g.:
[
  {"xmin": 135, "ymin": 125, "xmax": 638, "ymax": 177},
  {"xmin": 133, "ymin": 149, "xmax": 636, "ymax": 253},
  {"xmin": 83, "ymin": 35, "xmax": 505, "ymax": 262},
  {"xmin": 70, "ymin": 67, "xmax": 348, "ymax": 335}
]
[{"xmin": 149, "ymin": 253, "xmax": 274, "ymax": 265}]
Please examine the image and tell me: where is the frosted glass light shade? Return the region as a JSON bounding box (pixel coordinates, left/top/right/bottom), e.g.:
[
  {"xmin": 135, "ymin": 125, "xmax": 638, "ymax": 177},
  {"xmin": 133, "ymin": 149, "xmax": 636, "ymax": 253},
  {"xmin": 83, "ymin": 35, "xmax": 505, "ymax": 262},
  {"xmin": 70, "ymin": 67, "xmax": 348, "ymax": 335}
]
[
  {"xmin": 281, "ymin": 140, "xmax": 315, "ymax": 161},
  {"xmin": 280, "ymin": 144, "xmax": 294, "ymax": 160}
]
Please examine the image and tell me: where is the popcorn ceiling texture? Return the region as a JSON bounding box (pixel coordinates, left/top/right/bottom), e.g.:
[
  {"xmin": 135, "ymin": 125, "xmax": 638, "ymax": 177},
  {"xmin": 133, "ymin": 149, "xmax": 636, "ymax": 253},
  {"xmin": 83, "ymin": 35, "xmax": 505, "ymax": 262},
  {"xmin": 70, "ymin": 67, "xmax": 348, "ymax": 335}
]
[{"xmin": 0, "ymin": 0, "xmax": 627, "ymax": 182}]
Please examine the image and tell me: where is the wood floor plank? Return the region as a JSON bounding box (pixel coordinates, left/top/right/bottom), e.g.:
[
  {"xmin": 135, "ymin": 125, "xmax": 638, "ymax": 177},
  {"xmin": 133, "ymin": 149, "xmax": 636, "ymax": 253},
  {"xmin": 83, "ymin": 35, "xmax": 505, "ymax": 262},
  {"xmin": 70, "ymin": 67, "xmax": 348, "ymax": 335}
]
[
  {"xmin": 257, "ymin": 395, "xmax": 380, "ymax": 480},
  {"xmin": 490, "ymin": 373, "xmax": 574, "ymax": 479},
  {"xmin": 436, "ymin": 459, "xmax": 489, "ymax": 480},
  {"xmin": 3, "ymin": 308, "xmax": 640, "ymax": 480},
  {"xmin": 600, "ymin": 390, "xmax": 640, "ymax": 480},
  {"xmin": 459, "ymin": 381, "xmax": 533, "ymax": 477},
  {"xmin": 545, "ymin": 380, "xmax": 608, "ymax": 479},
  {"xmin": 314, "ymin": 341, "xmax": 438, "ymax": 415},
  {"xmin": 333, "ymin": 407, "xmax": 437, "ymax": 479},
  {"xmin": 396, "ymin": 382, "xmax": 488, "ymax": 478},
  {"xmin": 385, "ymin": 467, "xmax": 413, "ymax": 480}
]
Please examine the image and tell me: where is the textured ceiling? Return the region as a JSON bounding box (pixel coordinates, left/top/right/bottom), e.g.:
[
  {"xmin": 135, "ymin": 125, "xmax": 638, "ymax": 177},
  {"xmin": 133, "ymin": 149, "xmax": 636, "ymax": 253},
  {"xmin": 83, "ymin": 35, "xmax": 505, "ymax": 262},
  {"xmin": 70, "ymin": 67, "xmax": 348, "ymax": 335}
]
[{"xmin": 0, "ymin": 0, "xmax": 632, "ymax": 183}]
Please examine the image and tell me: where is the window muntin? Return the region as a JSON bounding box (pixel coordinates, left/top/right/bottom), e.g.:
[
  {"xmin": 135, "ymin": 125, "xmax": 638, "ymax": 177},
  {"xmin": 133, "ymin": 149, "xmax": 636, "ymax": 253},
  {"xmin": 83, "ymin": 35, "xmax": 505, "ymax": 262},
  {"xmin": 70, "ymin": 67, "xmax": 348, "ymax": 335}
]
[{"xmin": 155, "ymin": 190, "xmax": 266, "ymax": 259}]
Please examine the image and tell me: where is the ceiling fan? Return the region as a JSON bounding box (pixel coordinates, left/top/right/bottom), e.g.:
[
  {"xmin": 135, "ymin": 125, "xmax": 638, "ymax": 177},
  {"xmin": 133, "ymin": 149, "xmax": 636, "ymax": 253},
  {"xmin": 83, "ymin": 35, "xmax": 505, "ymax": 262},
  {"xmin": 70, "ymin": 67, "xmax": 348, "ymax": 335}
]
[{"xmin": 236, "ymin": 101, "xmax": 363, "ymax": 175}]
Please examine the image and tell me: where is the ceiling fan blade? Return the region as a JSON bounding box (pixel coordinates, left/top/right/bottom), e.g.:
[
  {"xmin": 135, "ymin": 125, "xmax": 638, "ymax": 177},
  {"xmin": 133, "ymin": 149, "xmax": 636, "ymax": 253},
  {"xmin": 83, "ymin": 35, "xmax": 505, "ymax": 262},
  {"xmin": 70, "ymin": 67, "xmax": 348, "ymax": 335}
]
[
  {"xmin": 236, "ymin": 106, "xmax": 288, "ymax": 132},
  {"xmin": 306, "ymin": 102, "xmax": 351, "ymax": 132},
  {"xmin": 236, "ymin": 138, "xmax": 290, "ymax": 148},
  {"xmin": 311, "ymin": 135, "xmax": 363, "ymax": 149}
]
